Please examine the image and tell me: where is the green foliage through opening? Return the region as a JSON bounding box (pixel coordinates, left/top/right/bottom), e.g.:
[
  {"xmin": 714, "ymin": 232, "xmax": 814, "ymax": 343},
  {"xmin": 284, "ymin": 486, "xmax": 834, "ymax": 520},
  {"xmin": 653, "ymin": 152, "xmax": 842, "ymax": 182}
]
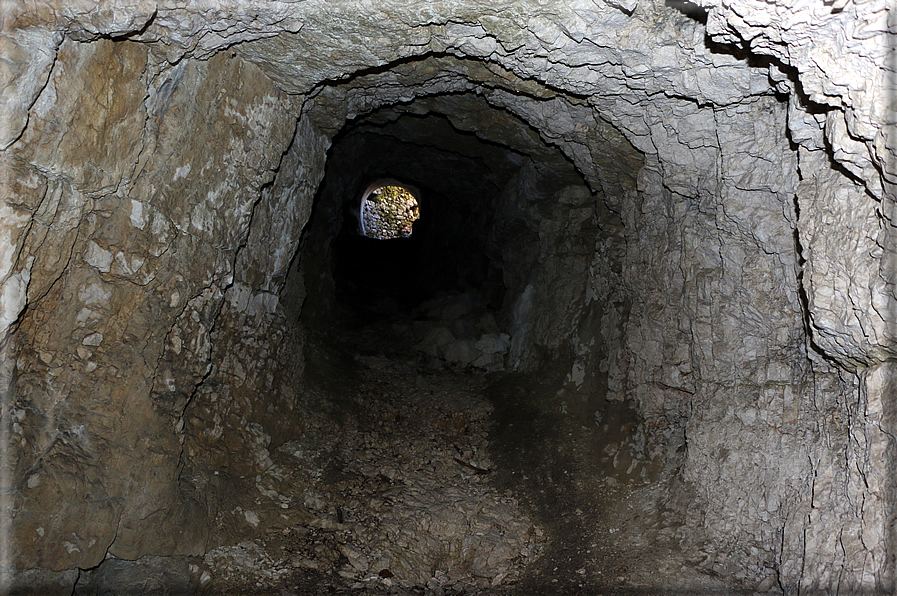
[{"xmin": 362, "ymin": 185, "xmax": 420, "ymax": 239}]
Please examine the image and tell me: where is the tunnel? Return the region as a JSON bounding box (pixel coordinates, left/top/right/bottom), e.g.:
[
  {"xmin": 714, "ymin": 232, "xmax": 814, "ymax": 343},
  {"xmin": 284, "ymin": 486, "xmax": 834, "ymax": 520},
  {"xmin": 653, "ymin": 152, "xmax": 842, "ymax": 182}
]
[{"xmin": 1, "ymin": 1, "xmax": 896, "ymax": 594}]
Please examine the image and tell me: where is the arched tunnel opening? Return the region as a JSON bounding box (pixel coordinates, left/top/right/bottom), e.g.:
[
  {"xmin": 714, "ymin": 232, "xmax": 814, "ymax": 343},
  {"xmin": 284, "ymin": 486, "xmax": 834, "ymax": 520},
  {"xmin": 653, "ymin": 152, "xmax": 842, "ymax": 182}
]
[
  {"xmin": 357, "ymin": 182, "xmax": 420, "ymax": 241},
  {"xmin": 322, "ymin": 108, "xmax": 511, "ymax": 314},
  {"xmin": 307, "ymin": 98, "xmax": 589, "ymax": 321},
  {"xmin": 288, "ymin": 92, "xmax": 659, "ymax": 594},
  {"xmin": 2, "ymin": 2, "xmax": 896, "ymax": 595}
]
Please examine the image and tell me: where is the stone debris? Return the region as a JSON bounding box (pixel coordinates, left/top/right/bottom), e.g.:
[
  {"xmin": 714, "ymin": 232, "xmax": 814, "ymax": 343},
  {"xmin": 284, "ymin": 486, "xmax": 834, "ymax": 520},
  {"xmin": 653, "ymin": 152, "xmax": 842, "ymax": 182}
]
[
  {"xmin": 3, "ymin": 0, "xmax": 894, "ymax": 593},
  {"xmin": 200, "ymin": 320, "xmax": 542, "ymax": 594},
  {"xmin": 413, "ymin": 292, "xmax": 512, "ymax": 370}
]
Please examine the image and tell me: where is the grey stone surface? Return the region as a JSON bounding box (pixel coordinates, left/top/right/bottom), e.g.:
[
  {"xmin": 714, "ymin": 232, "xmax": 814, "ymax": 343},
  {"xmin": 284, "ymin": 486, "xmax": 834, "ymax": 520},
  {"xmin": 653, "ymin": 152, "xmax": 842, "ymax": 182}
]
[
  {"xmin": 72, "ymin": 555, "xmax": 197, "ymax": 596},
  {"xmin": 443, "ymin": 339, "xmax": 480, "ymax": 366},
  {"xmin": 475, "ymin": 334, "xmax": 511, "ymax": 355},
  {"xmin": 4, "ymin": 566, "xmax": 78, "ymax": 596},
  {"xmin": 414, "ymin": 327, "xmax": 456, "ymax": 359}
]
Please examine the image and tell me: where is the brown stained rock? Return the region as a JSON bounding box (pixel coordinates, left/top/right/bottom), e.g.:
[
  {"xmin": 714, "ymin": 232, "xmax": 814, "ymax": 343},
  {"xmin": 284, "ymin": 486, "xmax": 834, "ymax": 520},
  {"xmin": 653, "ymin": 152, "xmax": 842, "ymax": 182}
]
[
  {"xmin": 19, "ymin": 180, "xmax": 89, "ymax": 305},
  {"xmin": 1, "ymin": 1, "xmax": 895, "ymax": 592},
  {"xmin": 71, "ymin": 554, "xmax": 206, "ymax": 595},
  {"xmin": 13, "ymin": 39, "xmax": 148, "ymax": 196},
  {"xmin": 8, "ymin": 37, "xmax": 300, "ymax": 572},
  {"xmin": 129, "ymin": 50, "xmax": 301, "ymax": 247}
]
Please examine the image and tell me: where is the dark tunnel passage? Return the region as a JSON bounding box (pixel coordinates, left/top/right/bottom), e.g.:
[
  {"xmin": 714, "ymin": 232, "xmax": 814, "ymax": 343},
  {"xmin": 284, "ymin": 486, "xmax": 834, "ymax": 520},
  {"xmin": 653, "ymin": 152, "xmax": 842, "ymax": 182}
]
[
  {"xmin": 303, "ymin": 105, "xmax": 530, "ymax": 320},
  {"xmin": 299, "ymin": 96, "xmax": 596, "ymax": 334},
  {"xmin": 274, "ymin": 95, "xmax": 708, "ymax": 595}
]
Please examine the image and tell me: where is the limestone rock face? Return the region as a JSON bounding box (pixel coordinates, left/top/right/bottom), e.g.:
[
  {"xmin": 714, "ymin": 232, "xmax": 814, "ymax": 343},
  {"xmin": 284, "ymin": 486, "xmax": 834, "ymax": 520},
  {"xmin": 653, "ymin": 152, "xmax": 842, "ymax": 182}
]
[
  {"xmin": 4, "ymin": 33, "xmax": 301, "ymax": 572},
  {"xmin": 1, "ymin": 0, "xmax": 895, "ymax": 593},
  {"xmin": 697, "ymin": 0, "xmax": 897, "ymax": 367}
]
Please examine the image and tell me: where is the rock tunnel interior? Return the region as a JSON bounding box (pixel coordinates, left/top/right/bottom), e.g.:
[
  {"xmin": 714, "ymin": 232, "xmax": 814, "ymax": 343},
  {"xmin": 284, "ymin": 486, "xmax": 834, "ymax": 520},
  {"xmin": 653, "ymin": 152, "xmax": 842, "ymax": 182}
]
[
  {"xmin": 230, "ymin": 75, "xmax": 669, "ymax": 594},
  {"xmin": 4, "ymin": 3, "xmax": 896, "ymax": 594},
  {"xmin": 306, "ymin": 96, "xmax": 597, "ymax": 320}
]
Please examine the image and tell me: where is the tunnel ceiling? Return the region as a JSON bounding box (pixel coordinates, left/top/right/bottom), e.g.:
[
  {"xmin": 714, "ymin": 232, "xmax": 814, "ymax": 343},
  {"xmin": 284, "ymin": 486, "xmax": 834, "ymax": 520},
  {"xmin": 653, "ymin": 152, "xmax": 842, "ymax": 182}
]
[
  {"xmin": 296, "ymin": 54, "xmax": 645, "ymax": 204},
  {"xmin": 336, "ymin": 93, "xmax": 591, "ymax": 201}
]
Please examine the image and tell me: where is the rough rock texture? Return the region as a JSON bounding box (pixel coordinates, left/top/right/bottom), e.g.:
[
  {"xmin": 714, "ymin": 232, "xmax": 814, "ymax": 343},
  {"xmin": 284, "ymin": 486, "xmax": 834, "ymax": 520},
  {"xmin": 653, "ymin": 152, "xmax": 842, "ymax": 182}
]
[
  {"xmin": 3, "ymin": 36, "xmax": 303, "ymax": 574},
  {"xmin": 1, "ymin": 0, "xmax": 895, "ymax": 593},
  {"xmin": 195, "ymin": 324, "xmax": 541, "ymax": 594}
]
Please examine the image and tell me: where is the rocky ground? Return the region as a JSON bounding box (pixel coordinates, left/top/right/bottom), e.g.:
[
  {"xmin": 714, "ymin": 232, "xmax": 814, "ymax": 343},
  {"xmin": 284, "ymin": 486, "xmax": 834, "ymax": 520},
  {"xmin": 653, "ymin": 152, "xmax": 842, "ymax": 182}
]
[{"xmin": 189, "ymin": 292, "xmax": 753, "ymax": 596}]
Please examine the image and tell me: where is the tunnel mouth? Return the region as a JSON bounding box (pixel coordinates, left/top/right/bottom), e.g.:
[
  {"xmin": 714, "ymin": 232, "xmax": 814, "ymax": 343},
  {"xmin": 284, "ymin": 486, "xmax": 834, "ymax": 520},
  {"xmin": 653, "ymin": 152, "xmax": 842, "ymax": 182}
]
[
  {"xmin": 359, "ymin": 179, "xmax": 421, "ymax": 240},
  {"xmin": 300, "ymin": 89, "xmax": 616, "ymax": 371},
  {"xmin": 300, "ymin": 99, "xmax": 539, "ymax": 322},
  {"xmin": 283, "ymin": 83, "xmax": 702, "ymax": 591}
]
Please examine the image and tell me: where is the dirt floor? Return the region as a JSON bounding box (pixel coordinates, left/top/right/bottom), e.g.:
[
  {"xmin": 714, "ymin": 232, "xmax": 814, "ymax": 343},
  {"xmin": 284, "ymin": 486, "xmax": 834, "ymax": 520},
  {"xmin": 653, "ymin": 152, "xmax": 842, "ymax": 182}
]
[{"xmin": 197, "ymin": 295, "xmax": 748, "ymax": 595}]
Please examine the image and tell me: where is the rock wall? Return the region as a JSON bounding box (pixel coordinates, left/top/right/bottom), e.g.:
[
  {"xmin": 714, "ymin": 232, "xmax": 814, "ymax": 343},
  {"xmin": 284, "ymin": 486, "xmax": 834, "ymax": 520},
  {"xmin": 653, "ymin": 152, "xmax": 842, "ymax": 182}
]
[
  {"xmin": 1, "ymin": 0, "xmax": 895, "ymax": 592},
  {"xmin": 2, "ymin": 35, "xmax": 303, "ymax": 571}
]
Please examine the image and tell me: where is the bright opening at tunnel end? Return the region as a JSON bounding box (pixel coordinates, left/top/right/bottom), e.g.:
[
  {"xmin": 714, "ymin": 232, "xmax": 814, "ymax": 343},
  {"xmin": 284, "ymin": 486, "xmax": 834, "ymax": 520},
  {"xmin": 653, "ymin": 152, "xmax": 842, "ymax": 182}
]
[{"xmin": 360, "ymin": 182, "xmax": 420, "ymax": 239}]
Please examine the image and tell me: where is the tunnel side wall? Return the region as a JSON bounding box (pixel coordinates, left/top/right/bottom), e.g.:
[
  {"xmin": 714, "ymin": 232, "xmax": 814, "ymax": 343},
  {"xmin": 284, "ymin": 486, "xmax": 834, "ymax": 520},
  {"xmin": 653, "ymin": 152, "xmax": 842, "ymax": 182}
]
[
  {"xmin": 2, "ymin": 40, "xmax": 304, "ymax": 569},
  {"xmin": 175, "ymin": 113, "xmax": 333, "ymax": 549}
]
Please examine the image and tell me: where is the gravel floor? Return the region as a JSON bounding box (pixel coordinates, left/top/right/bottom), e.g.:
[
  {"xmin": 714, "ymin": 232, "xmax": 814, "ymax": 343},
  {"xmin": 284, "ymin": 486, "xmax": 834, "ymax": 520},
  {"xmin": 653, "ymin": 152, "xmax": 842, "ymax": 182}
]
[{"xmin": 200, "ymin": 297, "xmax": 750, "ymax": 595}]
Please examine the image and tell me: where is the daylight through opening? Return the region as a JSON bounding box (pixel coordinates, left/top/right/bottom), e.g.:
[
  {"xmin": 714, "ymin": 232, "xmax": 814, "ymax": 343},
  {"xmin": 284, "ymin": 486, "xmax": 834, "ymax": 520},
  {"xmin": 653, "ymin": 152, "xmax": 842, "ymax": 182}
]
[{"xmin": 360, "ymin": 181, "xmax": 420, "ymax": 239}]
